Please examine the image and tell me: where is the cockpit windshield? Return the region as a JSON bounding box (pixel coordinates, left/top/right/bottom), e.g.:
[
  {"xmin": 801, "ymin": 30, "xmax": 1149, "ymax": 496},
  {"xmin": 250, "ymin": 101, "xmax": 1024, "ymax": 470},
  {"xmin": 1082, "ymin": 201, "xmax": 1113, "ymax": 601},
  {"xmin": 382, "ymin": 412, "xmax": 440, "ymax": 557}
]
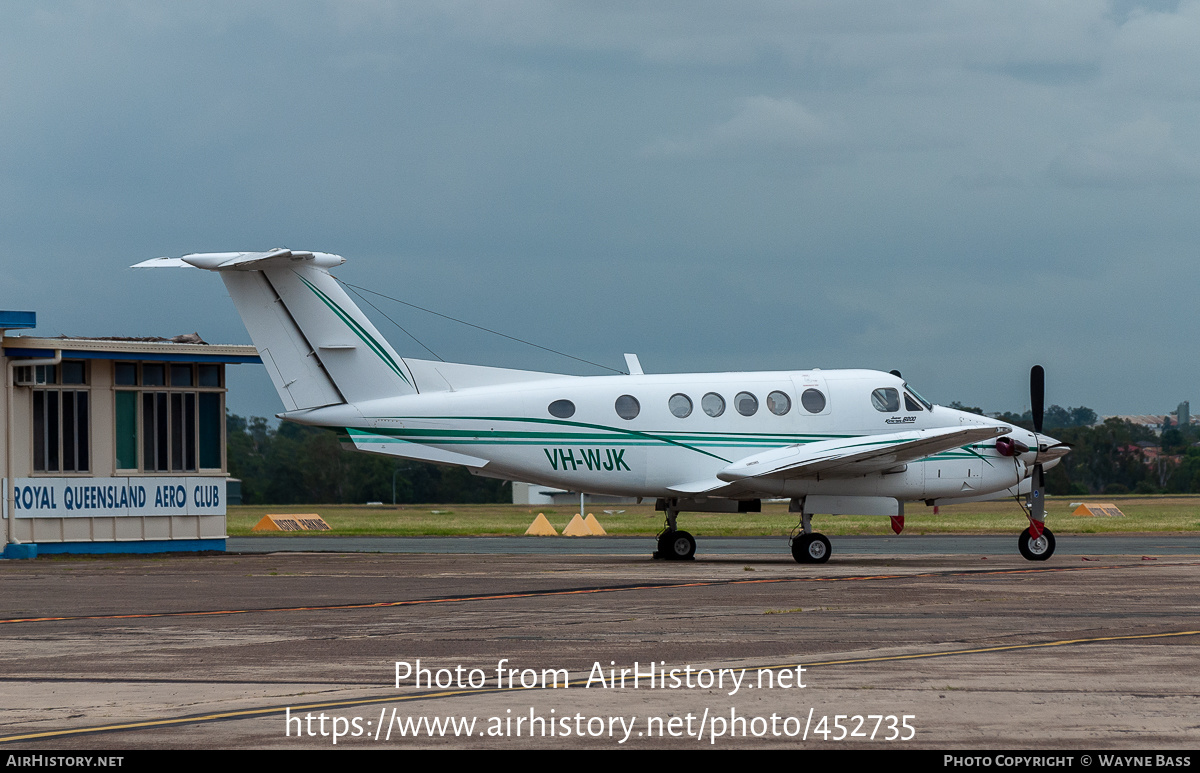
[{"xmin": 904, "ymin": 383, "xmax": 934, "ymax": 411}]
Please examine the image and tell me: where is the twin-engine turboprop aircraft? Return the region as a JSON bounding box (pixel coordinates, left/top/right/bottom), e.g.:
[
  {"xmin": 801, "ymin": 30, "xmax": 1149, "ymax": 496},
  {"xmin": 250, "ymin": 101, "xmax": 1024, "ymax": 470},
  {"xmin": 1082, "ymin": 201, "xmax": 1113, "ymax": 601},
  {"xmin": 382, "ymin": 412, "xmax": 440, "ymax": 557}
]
[{"xmin": 136, "ymin": 249, "xmax": 1069, "ymax": 563}]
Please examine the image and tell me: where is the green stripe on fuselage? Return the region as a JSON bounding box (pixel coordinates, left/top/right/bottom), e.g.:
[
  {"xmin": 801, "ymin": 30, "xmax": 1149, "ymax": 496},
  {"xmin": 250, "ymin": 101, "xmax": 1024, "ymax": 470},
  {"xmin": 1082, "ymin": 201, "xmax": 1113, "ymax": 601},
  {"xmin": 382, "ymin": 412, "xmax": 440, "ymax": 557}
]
[{"xmin": 343, "ymin": 417, "xmax": 1001, "ymax": 465}]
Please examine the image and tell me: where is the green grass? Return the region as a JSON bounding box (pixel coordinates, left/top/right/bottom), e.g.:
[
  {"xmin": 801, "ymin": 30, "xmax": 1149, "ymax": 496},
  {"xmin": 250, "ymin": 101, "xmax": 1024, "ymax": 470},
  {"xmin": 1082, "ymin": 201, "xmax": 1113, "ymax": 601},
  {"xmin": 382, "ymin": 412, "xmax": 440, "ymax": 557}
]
[{"xmin": 228, "ymin": 495, "xmax": 1200, "ymax": 538}]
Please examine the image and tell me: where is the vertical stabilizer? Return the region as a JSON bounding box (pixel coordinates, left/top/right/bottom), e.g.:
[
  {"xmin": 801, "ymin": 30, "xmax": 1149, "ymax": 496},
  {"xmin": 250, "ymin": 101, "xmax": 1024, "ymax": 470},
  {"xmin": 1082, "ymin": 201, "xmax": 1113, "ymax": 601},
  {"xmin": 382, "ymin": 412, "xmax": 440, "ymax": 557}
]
[
  {"xmin": 133, "ymin": 250, "xmax": 418, "ymax": 410},
  {"xmin": 249, "ymin": 266, "xmax": 417, "ymax": 405}
]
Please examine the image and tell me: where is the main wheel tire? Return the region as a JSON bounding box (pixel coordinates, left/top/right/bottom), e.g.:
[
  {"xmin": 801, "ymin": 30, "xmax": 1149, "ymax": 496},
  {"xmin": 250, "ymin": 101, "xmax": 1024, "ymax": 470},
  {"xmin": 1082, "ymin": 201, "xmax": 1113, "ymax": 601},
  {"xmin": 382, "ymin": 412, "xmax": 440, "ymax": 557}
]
[
  {"xmin": 791, "ymin": 533, "xmax": 831, "ymax": 564},
  {"xmin": 657, "ymin": 530, "xmax": 696, "ymax": 560},
  {"xmin": 1018, "ymin": 527, "xmax": 1055, "ymax": 561}
]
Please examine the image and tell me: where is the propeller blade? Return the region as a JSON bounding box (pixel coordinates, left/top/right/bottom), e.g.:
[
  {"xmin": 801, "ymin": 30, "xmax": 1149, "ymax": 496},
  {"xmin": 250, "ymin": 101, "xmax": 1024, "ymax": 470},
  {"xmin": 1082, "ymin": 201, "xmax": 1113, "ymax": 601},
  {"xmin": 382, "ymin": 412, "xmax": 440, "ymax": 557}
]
[{"xmin": 1031, "ymin": 365, "xmax": 1045, "ymax": 434}]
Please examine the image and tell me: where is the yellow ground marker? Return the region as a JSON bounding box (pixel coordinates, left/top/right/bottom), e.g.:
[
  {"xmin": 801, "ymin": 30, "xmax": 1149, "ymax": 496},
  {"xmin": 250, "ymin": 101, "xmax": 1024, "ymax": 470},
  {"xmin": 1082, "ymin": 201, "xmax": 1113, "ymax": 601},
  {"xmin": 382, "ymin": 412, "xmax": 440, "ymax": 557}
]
[
  {"xmin": 252, "ymin": 514, "xmax": 331, "ymax": 532},
  {"xmin": 1072, "ymin": 502, "xmax": 1126, "ymax": 518},
  {"xmin": 562, "ymin": 513, "xmax": 594, "ymax": 536},
  {"xmin": 584, "ymin": 513, "xmax": 607, "ymax": 535},
  {"xmin": 524, "ymin": 513, "xmax": 558, "ymax": 536}
]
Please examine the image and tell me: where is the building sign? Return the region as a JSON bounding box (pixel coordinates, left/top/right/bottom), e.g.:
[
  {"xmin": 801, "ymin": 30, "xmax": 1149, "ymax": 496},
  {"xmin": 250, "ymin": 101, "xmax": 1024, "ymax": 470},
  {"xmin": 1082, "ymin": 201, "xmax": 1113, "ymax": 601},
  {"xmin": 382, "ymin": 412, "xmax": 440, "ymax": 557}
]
[{"xmin": 4, "ymin": 477, "xmax": 225, "ymax": 518}]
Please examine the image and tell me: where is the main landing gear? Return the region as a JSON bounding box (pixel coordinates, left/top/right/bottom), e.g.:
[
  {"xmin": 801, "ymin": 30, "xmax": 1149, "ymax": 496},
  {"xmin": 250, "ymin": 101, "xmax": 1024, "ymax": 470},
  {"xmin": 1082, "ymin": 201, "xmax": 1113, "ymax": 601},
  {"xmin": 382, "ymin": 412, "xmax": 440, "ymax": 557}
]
[
  {"xmin": 652, "ymin": 497, "xmax": 833, "ymax": 564},
  {"xmin": 791, "ymin": 533, "xmax": 831, "ymax": 564},
  {"xmin": 656, "ymin": 529, "xmax": 696, "ymax": 561},
  {"xmin": 789, "ymin": 499, "xmax": 831, "ymax": 564},
  {"xmin": 654, "ymin": 506, "xmax": 696, "ymax": 561}
]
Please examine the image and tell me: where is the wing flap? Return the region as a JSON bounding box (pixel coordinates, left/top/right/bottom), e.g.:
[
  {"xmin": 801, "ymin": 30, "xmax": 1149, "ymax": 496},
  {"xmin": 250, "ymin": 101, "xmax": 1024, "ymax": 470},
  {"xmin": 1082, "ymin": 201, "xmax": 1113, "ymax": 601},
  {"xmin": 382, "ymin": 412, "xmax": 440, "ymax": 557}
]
[{"xmin": 666, "ymin": 478, "xmax": 743, "ymax": 496}]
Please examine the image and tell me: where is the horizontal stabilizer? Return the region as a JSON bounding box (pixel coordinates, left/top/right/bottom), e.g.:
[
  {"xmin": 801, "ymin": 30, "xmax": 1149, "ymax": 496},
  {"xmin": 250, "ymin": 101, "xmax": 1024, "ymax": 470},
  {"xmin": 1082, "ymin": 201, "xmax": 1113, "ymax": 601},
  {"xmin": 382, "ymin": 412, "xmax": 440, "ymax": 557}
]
[
  {"xmin": 344, "ymin": 429, "xmax": 490, "ymax": 468},
  {"xmin": 718, "ymin": 425, "xmax": 1009, "ymax": 482},
  {"xmin": 132, "ymin": 249, "xmax": 345, "ymax": 271}
]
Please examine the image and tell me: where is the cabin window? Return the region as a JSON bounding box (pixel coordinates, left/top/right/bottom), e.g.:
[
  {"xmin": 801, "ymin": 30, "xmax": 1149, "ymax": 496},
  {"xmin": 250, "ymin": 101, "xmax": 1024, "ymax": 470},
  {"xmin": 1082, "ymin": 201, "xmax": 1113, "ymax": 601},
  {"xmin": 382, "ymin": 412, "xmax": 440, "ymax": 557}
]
[
  {"xmin": 669, "ymin": 393, "xmax": 693, "ymax": 418},
  {"xmin": 801, "ymin": 388, "xmax": 826, "ymax": 413},
  {"xmin": 615, "ymin": 395, "xmax": 640, "ymax": 420},
  {"xmin": 767, "ymin": 391, "xmax": 791, "ymax": 416},
  {"xmin": 702, "ymin": 392, "xmax": 725, "ymax": 417},
  {"xmin": 735, "ymin": 392, "xmax": 758, "ymax": 416},
  {"xmin": 904, "ymin": 393, "xmax": 924, "ymax": 412},
  {"xmin": 548, "ymin": 400, "xmax": 575, "ymax": 419},
  {"xmin": 872, "ymin": 388, "xmax": 900, "ymax": 413}
]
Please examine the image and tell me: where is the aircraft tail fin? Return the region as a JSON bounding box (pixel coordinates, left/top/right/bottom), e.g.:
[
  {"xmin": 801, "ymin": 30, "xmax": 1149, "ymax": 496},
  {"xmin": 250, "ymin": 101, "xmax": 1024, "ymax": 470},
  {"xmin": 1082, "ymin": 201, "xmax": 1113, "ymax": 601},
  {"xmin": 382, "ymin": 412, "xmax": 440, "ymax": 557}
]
[{"xmin": 134, "ymin": 250, "xmax": 418, "ymax": 410}]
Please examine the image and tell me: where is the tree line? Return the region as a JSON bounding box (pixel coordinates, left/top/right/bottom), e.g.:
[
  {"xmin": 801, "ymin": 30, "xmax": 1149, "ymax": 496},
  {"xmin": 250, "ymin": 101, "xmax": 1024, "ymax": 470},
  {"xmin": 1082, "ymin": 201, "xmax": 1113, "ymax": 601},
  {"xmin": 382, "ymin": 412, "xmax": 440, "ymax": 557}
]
[{"xmin": 227, "ymin": 404, "xmax": 1199, "ymax": 504}]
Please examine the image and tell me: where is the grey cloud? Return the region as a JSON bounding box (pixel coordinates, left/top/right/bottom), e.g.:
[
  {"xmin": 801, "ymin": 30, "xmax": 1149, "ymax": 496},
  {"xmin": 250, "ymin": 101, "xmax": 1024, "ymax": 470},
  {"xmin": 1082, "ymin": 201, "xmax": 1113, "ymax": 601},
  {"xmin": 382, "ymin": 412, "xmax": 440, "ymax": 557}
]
[
  {"xmin": 1049, "ymin": 116, "xmax": 1200, "ymax": 186},
  {"xmin": 642, "ymin": 96, "xmax": 841, "ymax": 158}
]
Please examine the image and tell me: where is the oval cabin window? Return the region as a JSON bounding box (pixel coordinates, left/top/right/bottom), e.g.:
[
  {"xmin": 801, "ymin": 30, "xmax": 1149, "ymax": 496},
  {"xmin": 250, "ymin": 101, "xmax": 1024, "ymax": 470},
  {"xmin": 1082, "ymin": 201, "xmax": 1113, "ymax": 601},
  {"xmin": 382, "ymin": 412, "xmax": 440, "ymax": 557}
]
[
  {"xmin": 548, "ymin": 399, "xmax": 576, "ymax": 419},
  {"xmin": 615, "ymin": 395, "xmax": 640, "ymax": 420}
]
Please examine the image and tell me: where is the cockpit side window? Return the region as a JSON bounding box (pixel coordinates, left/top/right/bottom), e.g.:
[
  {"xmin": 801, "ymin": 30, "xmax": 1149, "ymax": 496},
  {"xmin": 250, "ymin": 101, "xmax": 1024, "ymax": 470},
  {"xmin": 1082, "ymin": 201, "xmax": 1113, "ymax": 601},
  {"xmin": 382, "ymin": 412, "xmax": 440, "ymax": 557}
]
[
  {"xmin": 871, "ymin": 388, "xmax": 900, "ymax": 413},
  {"xmin": 904, "ymin": 383, "xmax": 934, "ymax": 411},
  {"xmin": 904, "ymin": 393, "xmax": 923, "ymax": 412}
]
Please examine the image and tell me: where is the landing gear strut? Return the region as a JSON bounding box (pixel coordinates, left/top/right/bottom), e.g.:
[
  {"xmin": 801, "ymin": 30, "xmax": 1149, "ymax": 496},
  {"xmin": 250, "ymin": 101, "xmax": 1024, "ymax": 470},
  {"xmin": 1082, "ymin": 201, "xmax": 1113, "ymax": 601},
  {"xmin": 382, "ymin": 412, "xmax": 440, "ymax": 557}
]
[{"xmin": 789, "ymin": 498, "xmax": 832, "ymax": 564}]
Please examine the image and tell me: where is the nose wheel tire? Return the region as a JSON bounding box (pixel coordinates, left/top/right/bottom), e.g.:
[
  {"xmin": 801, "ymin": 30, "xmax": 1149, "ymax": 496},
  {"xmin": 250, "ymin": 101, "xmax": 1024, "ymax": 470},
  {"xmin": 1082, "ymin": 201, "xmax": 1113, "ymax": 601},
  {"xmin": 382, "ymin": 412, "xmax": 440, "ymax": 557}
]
[
  {"xmin": 1018, "ymin": 527, "xmax": 1056, "ymax": 561},
  {"xmin": 792, "ymin": 533, "xmax": 831, "ymax": 564},
  {"xmin": 656, "ymin": 530, "xmax": 696, "ymax": 561}
]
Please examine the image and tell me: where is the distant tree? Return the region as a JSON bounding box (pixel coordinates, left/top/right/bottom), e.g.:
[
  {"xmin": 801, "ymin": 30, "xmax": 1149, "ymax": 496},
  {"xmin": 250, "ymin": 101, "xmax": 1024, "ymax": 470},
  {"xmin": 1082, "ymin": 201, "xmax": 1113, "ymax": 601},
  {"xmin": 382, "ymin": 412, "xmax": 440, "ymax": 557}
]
[{"xmin": 988, "ymin": 405, "xmax": 1096, "ymax": 432}]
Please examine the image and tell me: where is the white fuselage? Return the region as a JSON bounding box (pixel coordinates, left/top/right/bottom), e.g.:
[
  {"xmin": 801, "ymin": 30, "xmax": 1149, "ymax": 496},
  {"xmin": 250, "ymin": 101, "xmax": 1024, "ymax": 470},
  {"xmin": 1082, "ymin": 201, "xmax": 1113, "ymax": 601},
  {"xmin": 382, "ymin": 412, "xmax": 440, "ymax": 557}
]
[{"xmin": 289, "ymin": 367, "xmax": 1055, "ymax": 504}]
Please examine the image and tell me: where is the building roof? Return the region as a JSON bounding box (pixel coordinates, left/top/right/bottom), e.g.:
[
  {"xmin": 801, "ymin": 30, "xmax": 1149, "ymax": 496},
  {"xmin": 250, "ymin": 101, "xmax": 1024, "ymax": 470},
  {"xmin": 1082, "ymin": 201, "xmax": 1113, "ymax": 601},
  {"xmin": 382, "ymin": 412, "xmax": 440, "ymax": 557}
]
[{"xmin": 3, "ymin": 335, "xmax": 261, "ymax": 365}]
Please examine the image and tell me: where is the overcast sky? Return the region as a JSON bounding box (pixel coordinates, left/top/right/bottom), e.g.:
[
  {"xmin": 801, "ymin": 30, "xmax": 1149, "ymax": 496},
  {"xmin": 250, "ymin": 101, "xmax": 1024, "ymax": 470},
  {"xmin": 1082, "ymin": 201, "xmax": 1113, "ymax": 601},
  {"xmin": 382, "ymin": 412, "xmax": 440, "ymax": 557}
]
[{"xmin": 3, "ymin": 1, "xmax": 1198, "ymax": 420}]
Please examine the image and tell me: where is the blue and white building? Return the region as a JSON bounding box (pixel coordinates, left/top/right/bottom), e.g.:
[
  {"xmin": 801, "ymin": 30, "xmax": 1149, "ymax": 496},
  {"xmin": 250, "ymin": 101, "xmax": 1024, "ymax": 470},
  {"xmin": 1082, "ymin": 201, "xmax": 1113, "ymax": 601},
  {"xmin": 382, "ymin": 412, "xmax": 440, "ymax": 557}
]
[{"xmin": 1, "ymin": 311, "xmax": 260, "ymax": 558}]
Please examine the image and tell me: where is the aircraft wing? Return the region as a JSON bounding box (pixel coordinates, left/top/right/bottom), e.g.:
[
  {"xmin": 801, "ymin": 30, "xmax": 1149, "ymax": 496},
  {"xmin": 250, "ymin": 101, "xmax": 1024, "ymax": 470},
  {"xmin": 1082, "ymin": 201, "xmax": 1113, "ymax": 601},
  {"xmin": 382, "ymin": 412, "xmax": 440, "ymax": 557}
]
[{"xmin": 716, "ymin": 425, "xmax": 1009, "ymax": 483}]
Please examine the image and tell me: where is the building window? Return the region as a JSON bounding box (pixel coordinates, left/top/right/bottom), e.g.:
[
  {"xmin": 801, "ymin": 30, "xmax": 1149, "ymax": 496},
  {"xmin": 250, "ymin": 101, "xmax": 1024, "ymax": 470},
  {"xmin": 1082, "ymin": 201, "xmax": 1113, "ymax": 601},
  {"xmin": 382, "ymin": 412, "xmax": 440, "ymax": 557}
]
[
  {"xmin": 31, "ymin": 360, "xmax": 90, "ymax": 473},
  {"xmin": 115, "ymin": 362, "xmax": 225, "ymax": 473},
  {"xmin": 33, "ymin": 390, "xmax": 90, "ymax": 472}
]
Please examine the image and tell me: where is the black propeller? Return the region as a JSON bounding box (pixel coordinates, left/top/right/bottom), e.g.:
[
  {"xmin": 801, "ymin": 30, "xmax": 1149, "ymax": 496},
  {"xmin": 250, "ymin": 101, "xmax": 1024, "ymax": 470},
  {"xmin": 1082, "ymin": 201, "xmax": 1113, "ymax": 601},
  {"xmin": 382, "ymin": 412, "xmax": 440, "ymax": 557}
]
[
  {"xmin": 1031, "ymin": 365, "xmax": 1044, "ymax": 435},
  {"xmin": 1029, "ymin": 365, "xmax": 1045, "ymax": 535}
]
